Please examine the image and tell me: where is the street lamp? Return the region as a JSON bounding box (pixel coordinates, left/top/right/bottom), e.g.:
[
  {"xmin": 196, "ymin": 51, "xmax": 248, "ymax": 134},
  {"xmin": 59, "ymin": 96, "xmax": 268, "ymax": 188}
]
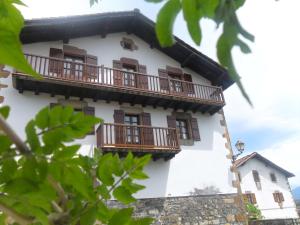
[{"xmin": 232, "ymin": 140, "xmax": 245, "ymax": 162}]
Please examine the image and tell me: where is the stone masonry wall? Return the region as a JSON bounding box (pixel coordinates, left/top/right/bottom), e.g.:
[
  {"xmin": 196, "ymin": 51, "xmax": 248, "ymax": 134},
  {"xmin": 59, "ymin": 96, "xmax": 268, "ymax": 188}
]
[
  {"xmin": 249, "ymin": 219, "xmax": 300, "ymax": 225},
  {"xmin": 108, "ymin": 194, "xmax": 247, "ymax": 225}
]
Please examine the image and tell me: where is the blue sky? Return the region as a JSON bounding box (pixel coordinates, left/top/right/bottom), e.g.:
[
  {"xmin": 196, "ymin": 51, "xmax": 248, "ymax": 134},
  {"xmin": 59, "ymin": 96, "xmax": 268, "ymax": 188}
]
[{"xmin": 20, "ymin": 0, "xmax": 300, "ymax": 188}]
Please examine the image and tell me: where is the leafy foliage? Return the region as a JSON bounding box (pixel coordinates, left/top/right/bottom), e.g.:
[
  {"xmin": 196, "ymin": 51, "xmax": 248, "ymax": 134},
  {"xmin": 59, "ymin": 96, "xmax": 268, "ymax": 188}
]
[
  {"xmin": 150, "ymin": 0, "xmax": 254, "ymax": 104},
  {"xmin": 246, "ymin": 203, "xmax": 263, "ymax": 221},
  {"xmin": 0, "ymin": 0, "xmax": 39, "ymax": 78},
  {"xmin": 0, "ymin": 105, "xmax": 153, "ymax": 225}
]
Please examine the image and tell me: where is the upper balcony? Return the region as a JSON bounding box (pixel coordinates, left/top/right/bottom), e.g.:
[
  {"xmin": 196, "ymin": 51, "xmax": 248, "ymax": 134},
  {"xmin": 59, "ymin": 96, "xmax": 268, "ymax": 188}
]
[{"xmin": 13, "ymin": 53, "xmax": 225, "ymax": 114}]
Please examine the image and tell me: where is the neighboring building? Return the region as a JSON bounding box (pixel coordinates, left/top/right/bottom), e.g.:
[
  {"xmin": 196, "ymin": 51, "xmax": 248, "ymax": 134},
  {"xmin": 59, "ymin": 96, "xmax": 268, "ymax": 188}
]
[
  {"xmin": 1, "ymin": 10, "xmax": 246, "ymax": 224},
  {"xmin": 235, "ymin": 152, "xmax": 299, "ymax": 220}
]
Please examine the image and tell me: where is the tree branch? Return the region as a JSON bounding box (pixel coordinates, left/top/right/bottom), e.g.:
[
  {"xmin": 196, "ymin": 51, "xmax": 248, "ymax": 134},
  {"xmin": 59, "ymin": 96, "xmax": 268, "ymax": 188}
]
[
  {"xmin": 0, "ymin": 115, "xmax": 30, "ymax": 154},
  {"xmin": 0, "ymin": 202, "xmax": 33, "ymax": 225}
]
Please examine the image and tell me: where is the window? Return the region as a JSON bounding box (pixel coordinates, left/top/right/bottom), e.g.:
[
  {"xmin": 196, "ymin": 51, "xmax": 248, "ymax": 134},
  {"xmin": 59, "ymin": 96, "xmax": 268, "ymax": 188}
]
[
  {"xmin": 270, "ymin": 173, "xmax": 277, "ymax": 183},
  {"xmin": 176, "ymin": 119, "xmax": 190, "ymax": 140},
  {"xmin": 244, "ymin": 193, "xmax": 257, "ymax": 204},
  {"xmin": 120, "ymin": 38, "xmax": 138, "ymax": 51},
  {"xmin": 169, "ymin": 73, "xmax": 183, "ymax": 92},
  {"xmin": 124, "ymin": 114, "xmax": 140, "ymax": 144},
  {"xmin": 252, "ymin": 170, "xmax": 260, "ymax": 182},
  {"xmin": 122, "ymin": 64, "xmax": 137, "ymax": 87},
  {"xmin": 64, "ymin": 55, "xmax": 85, "ymax": 78},
  {"xmin": 252, "ymin": 170, "xmax": 262, "ymax": 190}
]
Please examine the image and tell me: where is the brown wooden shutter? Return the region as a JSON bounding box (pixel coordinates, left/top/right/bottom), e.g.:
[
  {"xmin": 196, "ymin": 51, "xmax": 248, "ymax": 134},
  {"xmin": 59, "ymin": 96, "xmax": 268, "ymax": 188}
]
[
  {"xmin": 137, "ymin": 65, "xmax": 148, "ymax": 89},
  {"xmin": 114, "ymin": 110, "xmax": 125, "ymax": 144},
  {"xmin": 243, "ymin": 194, "xmax": 248, "ymax": 203},
  {"xmin": 85, "ymin": 54, "xmax": 98, "ymax": 78},
  {"xmin": 279, "ymin": 193, "xmax": 284, "ymax": 202},
  {"xmin": 183, "ymin": 73, "xmax": 195, "ymax": 94},
  {"xmin": 113, "ymin": 60, "xmax": 123, "ymax": 86},
  {"xmin": 158, "ymin": 69, "xmax": 169, "ymax": 91},
  {"xmin": 273, "ymin": 193, "xmax": 279, "ymax": 203},
  {"xmin": 251, "ymin": 193, "xmax": 257, "ymax": 204},
  {"xmin": 49, "ymin": 48, "xmax": 64, "ymax": 75},
  {"xmin": 167, "ymin": 115, "xmax": 176, "ymax": 129},
  {"xmin": 190, "ymin": 117, "xmax": 200, "ymax": 141},
  {"xmin": 83, "ymin": 106, "xmax": 96, "ymax": 135},
  {"xmin": 141, "ymin": 113, "xmax": 154, "ymax": 145}
]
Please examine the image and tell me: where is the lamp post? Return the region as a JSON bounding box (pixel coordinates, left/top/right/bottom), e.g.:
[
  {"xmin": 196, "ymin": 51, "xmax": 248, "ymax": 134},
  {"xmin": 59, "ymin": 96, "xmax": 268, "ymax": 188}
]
[{"xmin": 232, "ymin": 140, "xmax": 245, "ymax": 163}]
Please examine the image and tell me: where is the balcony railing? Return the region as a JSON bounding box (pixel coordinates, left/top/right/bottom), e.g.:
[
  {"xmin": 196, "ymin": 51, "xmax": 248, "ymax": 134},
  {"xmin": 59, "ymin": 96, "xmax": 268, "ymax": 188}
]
[
  {"xmin": 96, "ymin": 123, "xmax": 180, "ymax": 153},
  {"xmin": 16, "ymin": 53, "xmax": 225, "ymax": 105}
]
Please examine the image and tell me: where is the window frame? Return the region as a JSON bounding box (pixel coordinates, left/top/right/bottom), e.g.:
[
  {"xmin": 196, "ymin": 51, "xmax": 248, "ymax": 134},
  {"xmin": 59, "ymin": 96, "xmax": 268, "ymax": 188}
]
[
  {"xmin": 270, "ymin": 173, "xmax": 277, "ymax": 183},
  {"xmin": 176, "ymin": 119, "xmax": 190, "ymax": 140}
]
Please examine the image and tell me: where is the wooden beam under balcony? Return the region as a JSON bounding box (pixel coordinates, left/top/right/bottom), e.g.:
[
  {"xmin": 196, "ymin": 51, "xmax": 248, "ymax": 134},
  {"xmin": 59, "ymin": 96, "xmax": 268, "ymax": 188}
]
[{"xmin": 13, "ymin": 53, "xmax": 226, "ymax": 114}]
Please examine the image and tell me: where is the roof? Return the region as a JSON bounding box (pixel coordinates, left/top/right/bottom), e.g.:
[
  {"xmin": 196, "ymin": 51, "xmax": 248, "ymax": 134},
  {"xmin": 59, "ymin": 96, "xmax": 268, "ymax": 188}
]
[
  {"xmin": 234, "ymin": 152, "xmax": 295, "ymax": 178},
  {"xmin": 20, "ymin": 10, "xmax": 234, "ymax": 90}
]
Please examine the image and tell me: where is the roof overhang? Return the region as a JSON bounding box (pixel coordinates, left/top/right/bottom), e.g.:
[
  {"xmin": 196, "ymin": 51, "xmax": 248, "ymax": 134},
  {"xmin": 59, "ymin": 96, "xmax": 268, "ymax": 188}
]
[
  {"xmin": 235, "ymin": 152, "xmax": 295, "ymax": 178},
  {"xmin": 20, "ymin": 10, "xmax": 234, "ymax": 90}
]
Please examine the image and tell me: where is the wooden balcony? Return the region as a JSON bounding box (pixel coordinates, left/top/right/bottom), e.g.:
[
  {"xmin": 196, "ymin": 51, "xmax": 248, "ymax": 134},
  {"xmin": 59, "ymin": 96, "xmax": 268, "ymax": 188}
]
[
  {"xmin": 13, "ymin": 53, "xmax": 225, "ymax": 114},
  {"xmin": 97, "ymin": 123, "xmax": 180, "ymax": 160}
]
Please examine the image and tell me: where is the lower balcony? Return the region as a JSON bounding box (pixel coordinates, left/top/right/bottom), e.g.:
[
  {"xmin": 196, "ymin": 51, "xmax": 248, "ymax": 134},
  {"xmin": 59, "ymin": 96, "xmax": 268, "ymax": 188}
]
[
  {"xmin": 96, "ymin": 123, "xmax": 180, "ymax": 160},
  {"xmin": 13, "ymin": 53, "xmax": 225, "ymax": 114}
]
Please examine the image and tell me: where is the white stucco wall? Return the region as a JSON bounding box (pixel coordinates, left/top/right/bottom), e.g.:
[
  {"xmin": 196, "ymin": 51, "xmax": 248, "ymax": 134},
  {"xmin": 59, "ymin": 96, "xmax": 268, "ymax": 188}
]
[
  {"xmin": 238, "ymin": 158, "xmax": 299, "ymax": 219},
  {"xmin": 1, "ymin": 32, "xmax": 235, "ymax": 198}
]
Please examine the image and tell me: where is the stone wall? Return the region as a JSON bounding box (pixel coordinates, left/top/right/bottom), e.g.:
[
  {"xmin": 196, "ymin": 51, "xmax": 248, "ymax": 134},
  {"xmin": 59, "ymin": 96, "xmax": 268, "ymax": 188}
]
[
  {"xmin": 249, "ymin": 219, "xmax": 300, "ymax": 225},
  {"xmin": 108, "ymin": 194, "xmax": 247, "ymax": 225}
]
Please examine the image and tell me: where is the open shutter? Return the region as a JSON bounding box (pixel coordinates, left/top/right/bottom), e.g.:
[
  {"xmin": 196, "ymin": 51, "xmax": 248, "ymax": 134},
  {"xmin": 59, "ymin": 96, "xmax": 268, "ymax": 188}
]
[
  {"xmin": 243, "ymin": 194, "xmax": 248, "ymax": 203},
  {"xmin": 251, "ymin": 193, "xmax": 257, "ymax": 204},
  {"xmin": 158, "ymin": 69, "xmax": 169, "ymax": 91},
  {"xmin": 183, "ymin": 73, "xmax": 195, "ymax": 94},
  {"xmin": 141, "ymin": 113, "xmax": 154, "ymax": 145},
  {"xmin": 49, "ymin": 48, "xmax": 64, "ymax": 75},
  {"xmin": 167, "ymin": 115, "xmax": 176, "ymax": 129},
  {"xmin": 85, "ymin": 54, "xmax": 98, "ymax": 79},
  {"xmin": 114, "ymin": 110, "xmax": 125, "ymax": 144},
  {"xmin": 83, "ymin": 106, "xmax": 96, "ymax": 135},
  {"xmin": 191, "ymin": 117, "xmax": 200, "ymax": 141},
  {"xmin": 279, "ymin": 193, "xmax": 284, "ymax": 202},
  {"xmin": 137, "ymin": 65, "xmax": 148, "ymax": 89},
  {"xmin": 113, "ymin": 60, "xmax": 123, "ymax": 86},
  {"xmin": 273, "ymin": 193, "xmax": 279, "ymax": 203}
]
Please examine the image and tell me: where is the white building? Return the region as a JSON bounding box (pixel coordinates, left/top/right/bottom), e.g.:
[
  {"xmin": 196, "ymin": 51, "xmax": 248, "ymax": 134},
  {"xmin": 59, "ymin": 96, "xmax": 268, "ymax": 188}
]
[
  {"xmin": 235, "ymin": 152, "xmax": 299, "ymax": 219},
  {"xmin": 1, "ymin": 10, "xmax": 237, "ymax": 199}
]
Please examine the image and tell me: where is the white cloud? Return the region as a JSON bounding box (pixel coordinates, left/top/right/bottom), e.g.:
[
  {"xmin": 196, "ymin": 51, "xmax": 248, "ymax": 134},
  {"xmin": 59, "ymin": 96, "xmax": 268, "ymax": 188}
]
[{"xmin": 257, "ymin": 134, "xmax": 300, "ymax": 188}]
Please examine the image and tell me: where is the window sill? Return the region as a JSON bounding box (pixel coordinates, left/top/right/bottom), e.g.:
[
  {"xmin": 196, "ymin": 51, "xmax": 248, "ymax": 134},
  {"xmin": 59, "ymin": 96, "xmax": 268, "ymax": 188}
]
[{"xmin": 179, "ymin": 139, "xmax": 194, "ymax": 146}]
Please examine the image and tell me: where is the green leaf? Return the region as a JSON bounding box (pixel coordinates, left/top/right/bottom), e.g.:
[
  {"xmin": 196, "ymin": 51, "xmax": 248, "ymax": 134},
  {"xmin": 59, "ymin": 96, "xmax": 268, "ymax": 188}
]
[
  {"xmin": 113, "ymin": 186, "xmax": 136, "ymax": 205},
  {"xmin": 64, "ymin": 165, "xmax": 93, "ymax": 200},
  {"xmin": 123, "ymin": 152, "xmax": 134, "ymax": 171},
  {"xmin": 0, "ymin": 158, "xmax": 17, "ymax": 182},
  {"xmin": 4, "ymin": 178, "xmax": 37, "ymax": 194},
  {"xmin": 80, "ymin": 206, "xmax": 98, "ymax": 225},
  {"xmin": 0, "ymin": 0, "xmax": 40, "ymax": 77},
  {"xmin": 49, "ymin": 105, "xmax": 63, "ymax": 128},
  {"xmin": 97, "ymin": 153, "xmax": 114, "ymax": 186},
  {"xmin": 60, "ymin": 105, "xmax": 73, "ymax": 124},
  {"xmin": 98, "ymin": 184, "xmax": 111, "ymax": 200},
  {"xmin": 35, "ymin": 107, "xmax": 49, "ymax": 130},
  {"xmin": 196, "ymin": 0, "xmax": 219, "ymax": 18},
  {"xmin": 25, "ymin": 120, "xmax": 40, "ymax": 150},
  {"xmin": 0, "ymin": 135, "xmax": 12, "ymax": 153},
  {"xmin": 122, "ymin": 178, "xmax": 145, "ymax": 194},
  {"xmin": 53, "ymin": 144, "xmax": 80, "ymax": 160},
  {"xmin": 111, "ymin": 154, "xmax": 123, "ymax": 176},
  {"xmin": 156, "ymin": 0, "xmax": 181, "ymax": 47},
  {"xmin": 130, "ymin": 169, "xmax": 149, "ymax": 180},
  {"xmin": 97, "ymin": 201, "xmax": 111, "ymax": 223},
  {"xmin": 0, "ymin": 106, "xmax": 10, "ymax": 119},
  {"xmin": 135, "ymin": 154, "xmax": 151, "ymax": 167},
  {"xmin": 236, "ymin": 39, "xmax": 251, "ymax": 54},
  {"xmin": 182, "ymin": 0, "xmax": 202, "ymax": 45},
  {"xmin": 108, "ymin": 208, "xmax": 134, "ymax": 225}
]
